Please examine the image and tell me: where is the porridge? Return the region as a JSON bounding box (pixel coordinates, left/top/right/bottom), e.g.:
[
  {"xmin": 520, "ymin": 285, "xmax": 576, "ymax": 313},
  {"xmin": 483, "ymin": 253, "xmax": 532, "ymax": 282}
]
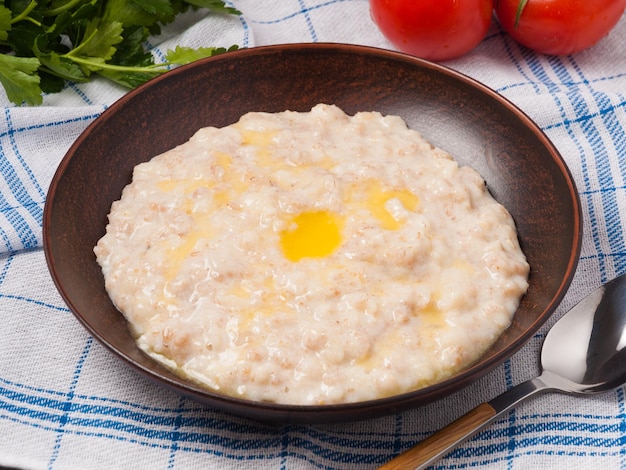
[{"xmin": 94, "ymin": 104, "xmax": 529, "ymax": 405}]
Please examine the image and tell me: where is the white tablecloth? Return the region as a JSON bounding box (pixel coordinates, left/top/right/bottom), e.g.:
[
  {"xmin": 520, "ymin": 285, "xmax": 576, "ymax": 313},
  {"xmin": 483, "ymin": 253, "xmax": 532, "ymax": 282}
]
[{"xmin": 2, "ymin": 1, "xmax": 626, "ymax": 468}]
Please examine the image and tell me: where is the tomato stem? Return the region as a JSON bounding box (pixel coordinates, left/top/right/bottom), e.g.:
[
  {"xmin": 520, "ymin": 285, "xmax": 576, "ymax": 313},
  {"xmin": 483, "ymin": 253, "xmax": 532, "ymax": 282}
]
[{"xmin": 514, "ymin": 0, "xmax": 529, "ymax": 28}]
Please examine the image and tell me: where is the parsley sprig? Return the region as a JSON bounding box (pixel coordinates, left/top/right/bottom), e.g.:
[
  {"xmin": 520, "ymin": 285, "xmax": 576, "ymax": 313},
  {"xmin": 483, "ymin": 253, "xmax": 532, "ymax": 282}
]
[{"xmin": 0, "ymin": 0, "xmax": 240, "ymax": 105}]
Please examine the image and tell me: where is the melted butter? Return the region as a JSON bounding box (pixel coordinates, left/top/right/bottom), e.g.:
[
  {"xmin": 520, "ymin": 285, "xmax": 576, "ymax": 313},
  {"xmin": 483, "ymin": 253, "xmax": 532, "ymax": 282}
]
[
  {"xmin": 212, "ymin": 189, "xmax": 231, "ymax": 206},
  {"xmin": 346, "ymin": 180, "xmax": 419, "ymax": 230},
  {"xmin": 217, "ymin": 150, "xmax": 250, "ymax": 195},
  {"xmin": 160, "ymin": 203, "xmax": 215, "ymax": 291},
  {"xmin": 365, "ymin": 181, "xmax": 419, "ymax": 230},
  {"xmin": 357, "ymin": 299, "xmax": 446, "ymax": 373},
  {"xmin": 289, "ymin": 154, "xmax": 337, "ymax": 172},
  {"xmin": 156, "ymin": 177, "xmax": 216, "ymax": 198},
  {"xmin": 163, "ymin": 228, "xmax": 210, "ymax": 284},
  {"xmin": 214, "ymin": 151, "xmax": 232, "ymax": 169},
  {"xmin": 419, "ymin": 301, "xmax": 446, "ymax": 328},
  {"xmin": 280, "ymin": 211, "xmax": 343, "ymax": 262},
  {"xmin": 357, "ymin": 334, "xmax": 392, "ymax": 370},
  {"xmin": 157, "ymin": 151, "xmax": 248, "ymax": 197},
  {"xmin": 452, "ymin": 259, "xmax": 475, "ymax": 274},
  {"xmin": 157, "ymin": 178, "xmax": 191, "ymax": 193},
  {"xmin": 227, "ymin": 282, "xmax": 252, "ymax": 299},
  {"xmin": 229, "ymin": 277, "xmax": 294, "ymax": 338},
  {"xmin": 238, "ymin": 128, "xmax": 279, "ymax": 167},
  {"xmin": 238, "ymin": 128, "xmax": 336, "ymax": 172}
]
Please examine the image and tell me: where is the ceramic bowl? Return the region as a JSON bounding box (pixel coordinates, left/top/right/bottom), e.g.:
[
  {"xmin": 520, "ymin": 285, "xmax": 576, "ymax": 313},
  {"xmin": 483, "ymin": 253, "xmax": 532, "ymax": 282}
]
[{"xmin": 43, "ymin": 44, "xmax": 581, "ymax": 424}]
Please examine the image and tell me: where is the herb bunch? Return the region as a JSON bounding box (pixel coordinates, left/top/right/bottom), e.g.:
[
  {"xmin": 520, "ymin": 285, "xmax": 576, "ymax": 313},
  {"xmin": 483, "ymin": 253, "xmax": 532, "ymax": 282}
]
[{"xmin": 0, "ymin": 0, "xmax": 240, "ymax": 105}]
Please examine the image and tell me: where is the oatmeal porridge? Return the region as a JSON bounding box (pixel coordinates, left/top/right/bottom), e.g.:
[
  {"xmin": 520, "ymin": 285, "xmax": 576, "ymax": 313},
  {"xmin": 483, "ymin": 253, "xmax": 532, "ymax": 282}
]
[{"xmin": 94, "ymin": 104, "xmax": 529, "ymax": 405}]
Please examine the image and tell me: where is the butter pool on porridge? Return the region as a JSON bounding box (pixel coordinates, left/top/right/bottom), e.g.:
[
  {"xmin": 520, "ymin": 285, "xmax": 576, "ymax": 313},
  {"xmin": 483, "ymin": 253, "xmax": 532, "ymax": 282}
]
[{"xmin": 94, "ymin": 104, "xmax": 529, "ymax": 405}]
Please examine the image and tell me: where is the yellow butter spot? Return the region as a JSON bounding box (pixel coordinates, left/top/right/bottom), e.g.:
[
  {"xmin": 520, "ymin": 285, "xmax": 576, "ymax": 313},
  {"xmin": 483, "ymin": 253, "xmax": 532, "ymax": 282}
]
[
  {"xmin": 366, "ymin": 181, "xmax": 419, "ymax": 230},
  {"xmin": 239, "ymin": 128, "xmax": 279, "ymax": 167},
  {"xmin": 357, "ymin": 324, "xmax": 407, "ymax": 374},
  {"xmin": 156, "ymin": 179, "xmax": 179, "ymax": 192},
  {"xmin": 294, "ymin": 154, "xmax": 337, "ymax": 172},
  {"xmin": 280, "ymin": 211, "xmax": 343, "ymax": 262},
  {"xmin": 419, "ymin": 301, "xmax": 446, "ymax": 328},
  {"xmin": 452, "ymin": 259, "xmax": 475, "ymax": 273},
  {"xmin": 212, "ymin": 189, "xmax": 231, "ymax": 206},
  {"xmin": 313, "ymin": 155, "xmax": 337, "ymax": 171},
  {"xmin": 161, "ymin": 209, "xmax": 214, "ymax": 287},
  {"xmin": 157, "ymin": 151, "xmax": 250, "ymax": 210},
  {"xmin": 214, "ymin": 151, "xmax": 232, "ymax": 169},
  {"xmin": 227, "ymin": 283, "xmax": 251, "ymax": 299},
  {"xmin": 163, "ymin": 230, "xmax": 204, "ymax": 283},
  {"xmin": 239, "ymin": 128, "xmax": 276, "ymax": 147}
]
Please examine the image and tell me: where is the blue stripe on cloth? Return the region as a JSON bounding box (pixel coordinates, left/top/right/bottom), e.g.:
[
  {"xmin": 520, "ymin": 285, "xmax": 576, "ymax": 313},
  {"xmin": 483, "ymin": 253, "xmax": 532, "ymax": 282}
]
[
  {"xmin": 0, "ymin": 172, "xmax": 39, "ymax": 250},
  {"xmin": 246, "ymin": 0, "xmax": 359, "ymax": 28},
  {"xmin": 0, "ymin": 292, "xmax": 70, "ymax": 312},
  {"xmin": 166, "ymin": 396, "xmax": 187, "ymax": 469},
  {"xmin": 488, "ymin": 34, "xmax": 626, "ymax": 289},
  {"xmin": 280, "ymin": 425, "xmax": 289, "ymax": 469},
  {"xmin": 566, "ymin": 58, "xmax": 626, "ymax": 277},
  {"xmin": 3, "ymin": 365, "xmax": 625, "ymax": 468},
  {"xmin": 65, "ymin": 83, "xmax": 96, "ymax": 106},
  {"xmin": 0, "ymin": 205, "xmax": 38, "ymax": 249},
  {"xmin": 551, "ymin": 60, "xmax": 624, "ymax": 282},
  {"xmin": 284, "ymin": 433, "xmax": 384, "ymax": 466},
  {"xmin": 495, "ymin": 33, "xmax": 544, "ymax": 97},
  {"xmin": 0, "ymin": 225, "xmax": 15, "ymax": 252},
  {"xmin": 2, "ymin": 378, "xmax": 278, "ymax": 455},
  {"xmin": 391, "ymin": 412, "xmax": 403, "ymax": 455},
  {"xmin": 47, "ymin": 337, "xmax": 94, "ymax": 468},
  {"xmin": 443, "ymin": 411, "xmax": 623, "ymax": 461},
  {"xmin": 0, "ymin": 112, "xmax": 44, "ymax": 248},
  {"xmin": 297, "ymin": 0, "xmax": 318, "ymax": 41},
  {"xmin": 228, "ymin": 3, "xmax": 253, "ymax": 47},
  {"xmin": 0, "ymin": 109, "xmax": 101, "ymax": 252},
  {"xmin": 1, "ymin": 371, "xmax": 409, "ymax": 467},
  {"xmin": 503, "ymin": 359, "xmax": 516, "ymax": 470},
  {"xmin": 4, "ymin": 110, "xmax": 46, "ymax": 201},
  {"xmin": 618, "ymin": 387, "xmax": 626, "ymax": 467},
  {"xmin": 520, "ymin": 55, "xmax": 609, "ymax": 280},
  {"xmin": 0, "ymin": 110, "xmax": 101, "ymax": 140},
  {"xmin": 1, "ymin": 382, "xmax": 177, "ymax": 428},
  {"xmin": 0, "ymin": 251, "xmax": 14, "ymax": 284}
]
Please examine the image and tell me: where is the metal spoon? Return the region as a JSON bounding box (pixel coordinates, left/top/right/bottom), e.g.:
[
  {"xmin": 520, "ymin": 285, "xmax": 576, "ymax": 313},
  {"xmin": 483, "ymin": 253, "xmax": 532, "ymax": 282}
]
[{"xmin": 379, "ymin": 273, "xmax": 626, "ymax": 470}]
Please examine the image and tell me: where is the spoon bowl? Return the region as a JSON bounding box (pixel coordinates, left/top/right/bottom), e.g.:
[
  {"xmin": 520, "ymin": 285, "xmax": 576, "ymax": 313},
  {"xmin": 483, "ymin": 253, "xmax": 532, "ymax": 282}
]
[
  {"xmin": 541, "ymin": 277, "xmax": 626, "ymax": 392},
  {"xmin": 381, "ymin": 272, "xmax": 626, "ymax": 470}
]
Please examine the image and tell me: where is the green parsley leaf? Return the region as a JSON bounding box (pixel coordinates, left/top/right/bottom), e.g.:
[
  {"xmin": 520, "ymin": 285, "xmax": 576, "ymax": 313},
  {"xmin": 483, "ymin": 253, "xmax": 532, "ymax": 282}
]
[
  {"xmin": 6, "ymin": 21, "xmax": 44, "ymax": 57},
  {"xmin": 131, "ymin": 0, "xmax": 174, "ymax": 17},
  {"xmin": 67, "ymin": 18, "xmax": 124, "ymax": 65},
  {"xmin": 38, "ymin": 70, "xmax": 67, "ymax": 94},
  {"xmin": 0, "ymin": 5, "xmax": 11, "ymax": 42},
  {"xmin": 184, "ymin": 0, "xmax": 241, "ymax": 15},
  {"xmin": 165, "ymin": 44, "xmax": 238, "ymax": 65},
  {"xmin": 0, "ymin": 54, "xmax": 43, "ymax": 106},
  {"xmin": 103, "ymin": 0, "xmax": 163, "ymax": 27},
  {"xmin": 0, "ymin": 0, "xmax": 241, "ymax": 105},
  {"xmin": 109, "ymin": 24, "xmax": 153, "ymax": 67},
  {"xmin": 96, "ymin": 67, "xmax": 160, "ymax": 89},
  {"xmin": 36, "ymin": 49, "xmax": 90, "ymax": 82}
]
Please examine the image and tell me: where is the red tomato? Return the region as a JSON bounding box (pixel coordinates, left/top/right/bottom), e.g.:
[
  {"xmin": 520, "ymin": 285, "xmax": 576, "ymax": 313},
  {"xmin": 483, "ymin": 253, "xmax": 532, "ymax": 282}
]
[
  {"xmin": 369, "ymin": 0, "xmax": 494, "ymax": 61},
  {"xmin": 495, "ymin": 0, "xmax": 626, "ymax": 55}
]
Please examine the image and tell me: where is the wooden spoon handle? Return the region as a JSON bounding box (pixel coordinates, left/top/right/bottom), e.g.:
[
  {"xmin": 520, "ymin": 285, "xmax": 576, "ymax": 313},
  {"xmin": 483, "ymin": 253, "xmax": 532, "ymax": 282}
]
[
  {"xmin": 378, "ymin": 402, "xmax": 496, "ymax": 470},
  {"xmin": 378, "ymin": 377, "xmax": 552, "ymax": 470}
]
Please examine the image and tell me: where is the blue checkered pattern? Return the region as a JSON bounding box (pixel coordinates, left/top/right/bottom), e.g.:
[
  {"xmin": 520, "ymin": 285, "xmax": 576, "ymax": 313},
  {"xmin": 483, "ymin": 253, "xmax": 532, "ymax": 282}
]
[{"xmin": 2, "ymin": 1, "xmax": 626, "ymax": 468}]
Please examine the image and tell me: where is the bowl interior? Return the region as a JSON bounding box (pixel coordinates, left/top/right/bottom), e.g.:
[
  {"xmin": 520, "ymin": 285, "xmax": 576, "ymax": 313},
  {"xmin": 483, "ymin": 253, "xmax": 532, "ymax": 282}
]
[{"xmin": 43, "ymin": 44, "xmax": 581, "ymax": 424}]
